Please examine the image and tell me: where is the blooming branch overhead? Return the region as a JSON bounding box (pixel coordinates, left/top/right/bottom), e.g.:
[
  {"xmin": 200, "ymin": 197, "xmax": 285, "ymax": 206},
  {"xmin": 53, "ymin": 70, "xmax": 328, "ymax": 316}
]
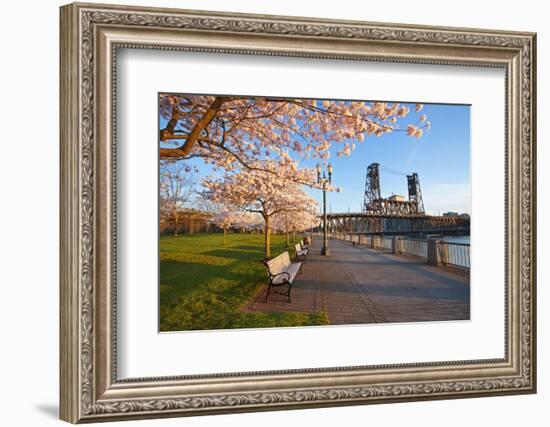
[
  {"xmin": 203, "ymin": 163, "xmax": 318, "ymax": 219},
  {"xmin": 159, "ymin": 95, "xmax": 430, "ymax": 175}
]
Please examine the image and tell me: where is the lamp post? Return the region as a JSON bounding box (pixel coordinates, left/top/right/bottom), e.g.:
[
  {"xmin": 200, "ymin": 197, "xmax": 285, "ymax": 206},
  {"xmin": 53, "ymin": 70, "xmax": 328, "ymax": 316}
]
[{"xmin": 316, "ymin": 163, "xmax": 333, "ymax": 256}]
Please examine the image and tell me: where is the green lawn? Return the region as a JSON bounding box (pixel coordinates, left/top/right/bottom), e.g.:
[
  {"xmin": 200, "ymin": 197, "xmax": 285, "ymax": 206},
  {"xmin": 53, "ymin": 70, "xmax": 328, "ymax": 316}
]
[{"xmin": 160, "ymin": 232, "xmax": 328, "ymax": 331}]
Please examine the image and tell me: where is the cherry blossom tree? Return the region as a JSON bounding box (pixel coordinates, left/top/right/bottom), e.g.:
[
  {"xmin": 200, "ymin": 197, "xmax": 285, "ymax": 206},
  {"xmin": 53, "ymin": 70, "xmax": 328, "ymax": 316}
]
[
  {"xmin": 291, "ymin": 209, "xmax": 319, "ymax": 241},
  {"xmin": 234, "ymin": 212, "xmax": 263, "ymax": 233},
  {"xmin": 203, "ymin": 161, "xmax": 318, "ymax": 258},
  {"xmin": 271, "ymin": 211, "xmax": 293, "ymax": 247},
  {"xmin": 212, "ymin": 209, "xmax": 261, "ymax": 244},
  {"xmin": 272, "ymin": 206, "xmax": 319, "ymax": 247},
  {"xmin": 159, "ymin": 94, "xmax": 430, "ymax": 181},
  {"xmin": 212, "ymin": 209, "xmax": 240, "ymax": 245}
]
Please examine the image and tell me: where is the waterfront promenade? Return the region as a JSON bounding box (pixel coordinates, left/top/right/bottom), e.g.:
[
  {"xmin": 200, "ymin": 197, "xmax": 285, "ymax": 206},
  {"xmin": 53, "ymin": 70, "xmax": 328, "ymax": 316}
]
[{"xmin": 241, "ymin": 237, "xmax": 470, "ymax": 324}]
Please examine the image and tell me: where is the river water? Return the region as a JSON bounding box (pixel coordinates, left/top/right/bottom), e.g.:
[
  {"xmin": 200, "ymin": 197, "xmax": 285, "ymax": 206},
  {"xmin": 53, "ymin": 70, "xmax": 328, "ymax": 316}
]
[
  {"xmin": 439, "ymin": 235, "xmax": 470, "ymax": 244},
  {"xmin": 403, "ymin": 235, "xmax": 470, "ymax": 245}
]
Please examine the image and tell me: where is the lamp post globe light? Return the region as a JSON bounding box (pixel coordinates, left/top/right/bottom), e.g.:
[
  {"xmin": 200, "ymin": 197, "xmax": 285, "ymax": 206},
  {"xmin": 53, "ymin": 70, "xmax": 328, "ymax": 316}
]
[{"xmin": 316, "ymin": 162, "xmax": 333, "ymax": 256}]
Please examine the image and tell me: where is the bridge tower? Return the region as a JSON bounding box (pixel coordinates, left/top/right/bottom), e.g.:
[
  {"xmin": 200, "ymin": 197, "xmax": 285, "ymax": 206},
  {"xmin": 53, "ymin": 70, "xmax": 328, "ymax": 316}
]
[
  {"xmin": 363, "ymin": 163, "xmax": 381, "ymax": 213},
  {"xmin": 407, "ymin": 173, "xmax": 425, "ymax": 214}
]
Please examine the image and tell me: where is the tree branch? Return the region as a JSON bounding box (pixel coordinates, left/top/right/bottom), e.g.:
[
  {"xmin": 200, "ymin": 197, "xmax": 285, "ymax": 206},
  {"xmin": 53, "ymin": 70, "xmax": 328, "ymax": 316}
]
[{"xmin": 160, "ymin": 96, "xmax": 226, "ymax": 158}]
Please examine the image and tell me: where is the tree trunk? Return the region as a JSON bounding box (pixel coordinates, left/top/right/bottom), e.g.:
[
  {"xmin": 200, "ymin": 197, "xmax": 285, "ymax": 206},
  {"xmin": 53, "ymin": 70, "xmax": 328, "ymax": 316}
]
[
  {"xmin": 264, "ymin": 215, "xmax": 271, "ymax": 259},
  {"xmin": 223, "ymin": 228, "xmax": 227, "ymax": 245},
  {"xmin": 285, "ymin": 228, "xmax": 289, "ymax": 247},
  {"xmin": 173, "ymin": 214, "xmax": 179, "ymax": 237}
]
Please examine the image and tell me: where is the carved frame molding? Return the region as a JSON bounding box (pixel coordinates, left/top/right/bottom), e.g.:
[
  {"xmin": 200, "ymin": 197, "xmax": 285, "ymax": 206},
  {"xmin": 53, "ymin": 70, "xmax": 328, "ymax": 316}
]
[{"xmin": 60, "ymin": 2, "xmax": 536, "ymax": 423}]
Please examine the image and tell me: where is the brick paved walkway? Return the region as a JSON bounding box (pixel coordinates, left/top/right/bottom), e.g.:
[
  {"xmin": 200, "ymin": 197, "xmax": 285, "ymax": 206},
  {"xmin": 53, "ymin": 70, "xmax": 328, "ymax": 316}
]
[{"xmin": 241, "ymin": 237, "xmax": 470, "ymax": 325}]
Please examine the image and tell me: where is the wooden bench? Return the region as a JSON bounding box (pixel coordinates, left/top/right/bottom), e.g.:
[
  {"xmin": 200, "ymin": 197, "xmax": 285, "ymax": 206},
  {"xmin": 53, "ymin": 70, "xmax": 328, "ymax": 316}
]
[
  {"xmin": 295, "ymin": 243, "xmax": 308, "ymax": 259},
  {"xmin": 264, "ymin": 251, "xmax": 302, "ymax": 302}
]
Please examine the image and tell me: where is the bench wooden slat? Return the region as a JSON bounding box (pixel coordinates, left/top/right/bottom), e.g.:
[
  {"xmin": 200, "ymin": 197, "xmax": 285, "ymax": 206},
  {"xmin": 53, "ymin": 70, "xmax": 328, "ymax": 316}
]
[
  {"xmin": 264, "ymin": 251, "xmax": 302, "ymax": 302},
  {"xmin": 295, "ymin": 243, "xmax": 307, "ymax": 258}
]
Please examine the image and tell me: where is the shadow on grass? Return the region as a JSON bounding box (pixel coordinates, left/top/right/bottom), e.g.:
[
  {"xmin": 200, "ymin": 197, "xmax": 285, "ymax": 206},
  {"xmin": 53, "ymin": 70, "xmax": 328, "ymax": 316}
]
[
  {"xmin": 201, "ymin": 248, "xmax": 266, "ymax": 261},
  {"xmin": 159, "ymin": 234, "xmax": 325, "ymax": 331},
  {"xmin": 160, "ymin": 258, "xmax": 264, "ymax": 305}
]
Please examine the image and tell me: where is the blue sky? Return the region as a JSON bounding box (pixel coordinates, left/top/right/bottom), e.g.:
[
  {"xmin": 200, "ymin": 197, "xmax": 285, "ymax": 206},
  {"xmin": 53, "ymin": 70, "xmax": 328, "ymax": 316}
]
[
  {"xmin": 302, "ymin": 102, "xmax": 471, "ymax": 215},
  {"xmin": 160, "ymin": 100, "xmax": 471, "ymax": 216}
]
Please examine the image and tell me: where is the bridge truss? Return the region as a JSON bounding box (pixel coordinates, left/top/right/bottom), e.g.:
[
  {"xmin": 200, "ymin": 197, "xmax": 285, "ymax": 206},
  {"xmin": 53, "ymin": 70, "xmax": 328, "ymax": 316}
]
[
  {"xmin": 325, "ymin": 212, "xmax": 470, "ymax": 235},
  {"xmin": 363, "ymin": 163, "xmax": 425, "ymax": 216}
]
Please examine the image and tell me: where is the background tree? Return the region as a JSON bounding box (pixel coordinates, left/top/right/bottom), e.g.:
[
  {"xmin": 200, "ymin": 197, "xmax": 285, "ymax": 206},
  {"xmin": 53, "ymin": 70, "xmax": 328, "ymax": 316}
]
[
  {"xmin": 212, "ymin": 209, "xmax": 260, "ymax": 244},
  {"xmin": 160, "ymin": 161, "xmax": 196, "ymax": 236},
  {"xmin": 272, "ymin": 208, "xmax": 318, "ymax": 247},
  {"xmin": 234, "ymin": 211, "xmax": 263, "ymax": 233},
  {"xmin": 271, "ymin": 210, "xmax": 293, "ymax": 247}
]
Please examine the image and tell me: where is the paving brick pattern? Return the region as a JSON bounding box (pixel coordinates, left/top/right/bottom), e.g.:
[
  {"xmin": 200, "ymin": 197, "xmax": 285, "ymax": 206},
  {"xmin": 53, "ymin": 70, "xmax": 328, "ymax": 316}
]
[{"xmin": 241, "ymin": 237, "xmax": 470, "ymax": 325}]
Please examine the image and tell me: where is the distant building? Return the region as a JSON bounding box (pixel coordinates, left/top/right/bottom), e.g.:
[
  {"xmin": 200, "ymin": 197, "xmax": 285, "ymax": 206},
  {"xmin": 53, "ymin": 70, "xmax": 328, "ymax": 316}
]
[
  {"xmin": 388, "ymin": 194, "xmax": 405, "ymax": 202},
  {"xmin": 442, "ymin": 211, "xmax": 470, "ymax": 219}
]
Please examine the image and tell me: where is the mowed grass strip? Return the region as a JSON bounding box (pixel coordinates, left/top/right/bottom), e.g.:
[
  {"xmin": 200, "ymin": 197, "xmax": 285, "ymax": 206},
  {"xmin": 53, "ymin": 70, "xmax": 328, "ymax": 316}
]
[{"xmin": 160, "ymin": 233, "xmax": 328, "ymax": 331}]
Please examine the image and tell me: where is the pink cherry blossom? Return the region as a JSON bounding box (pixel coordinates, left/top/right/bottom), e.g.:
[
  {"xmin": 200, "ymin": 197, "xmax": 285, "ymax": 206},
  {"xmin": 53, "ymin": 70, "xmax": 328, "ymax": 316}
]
[
  {"xmin": 407, "ymin": 124, "xmax": 418, "ymax": 136},
  {"xmin": 159, "ymin": 95, "xmax": 430, "ymax": 180},
  {"xmin": 203, "ymin": 160, "xmax": 318, "ymax": 258}
]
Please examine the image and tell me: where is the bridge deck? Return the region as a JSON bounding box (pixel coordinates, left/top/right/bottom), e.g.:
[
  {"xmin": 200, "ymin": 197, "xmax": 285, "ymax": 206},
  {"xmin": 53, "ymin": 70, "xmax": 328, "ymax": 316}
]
[{"xmin": 241, "ymin": 237, "xmax": 470, "ymax": 325}]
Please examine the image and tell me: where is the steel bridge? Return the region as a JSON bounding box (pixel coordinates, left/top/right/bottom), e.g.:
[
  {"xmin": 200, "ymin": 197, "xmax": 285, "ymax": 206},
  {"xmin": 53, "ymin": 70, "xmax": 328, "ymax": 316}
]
[
  {"xmin": 325, "ymin": 212, "xmax": 470, "ymax": 235},
  {"xmin": 320, "ymin": 162, "xmax": 470, "ymax": 235},
  {"xmin": 363, "ymin": 163, "xmax": 425, "ymax": 216}
]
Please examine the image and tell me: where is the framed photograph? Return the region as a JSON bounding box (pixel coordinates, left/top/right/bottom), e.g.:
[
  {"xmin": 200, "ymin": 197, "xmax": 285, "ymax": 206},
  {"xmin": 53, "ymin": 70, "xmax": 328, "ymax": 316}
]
[{"xmin": 60, "ymin": 2, "xmax": 537, "ymax": 423}]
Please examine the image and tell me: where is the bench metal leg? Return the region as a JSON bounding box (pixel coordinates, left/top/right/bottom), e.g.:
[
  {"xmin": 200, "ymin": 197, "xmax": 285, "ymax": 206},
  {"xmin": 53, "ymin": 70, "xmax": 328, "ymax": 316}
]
[
  {"xmin": 287, "ymin": 284, "xmax": 292, "ymax": 303},
  {"xmin": 264, "ymin": 284, "xmax": 272, "ymax": 302},
  {"xmin": 265, "ymin": 282, "xmax": 292, "ymax": 303}
]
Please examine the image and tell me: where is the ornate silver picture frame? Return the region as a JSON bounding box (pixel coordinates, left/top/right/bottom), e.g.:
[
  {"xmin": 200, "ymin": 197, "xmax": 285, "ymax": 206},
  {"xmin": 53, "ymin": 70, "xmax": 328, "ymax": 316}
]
[{"xmin": 60, "ymin": 2, "xmax": 536, "ymax": 423}]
